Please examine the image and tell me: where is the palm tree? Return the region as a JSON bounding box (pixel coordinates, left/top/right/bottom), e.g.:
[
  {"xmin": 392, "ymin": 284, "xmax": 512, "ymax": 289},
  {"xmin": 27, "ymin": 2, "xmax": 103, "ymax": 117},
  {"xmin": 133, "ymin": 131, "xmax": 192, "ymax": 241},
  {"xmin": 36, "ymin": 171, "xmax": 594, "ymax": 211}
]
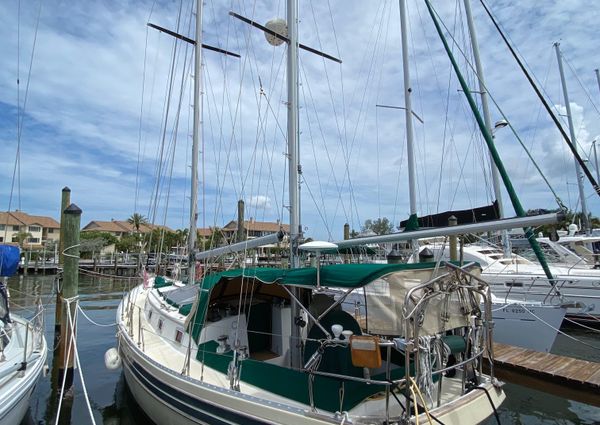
[
  {"xmin": 175, "ymin": 228, "xmax": 189, "ymax": 246},
  {"xmin": 128, "ymin": 213, "xmax": 149, "ymax": 268},
  {"xmin": 14, "ymin": 231, "xmax": 32, "ymax": 248},
  {"xmin": 127, "ymin": 213, "xmax": 149, "ymax": 233}
]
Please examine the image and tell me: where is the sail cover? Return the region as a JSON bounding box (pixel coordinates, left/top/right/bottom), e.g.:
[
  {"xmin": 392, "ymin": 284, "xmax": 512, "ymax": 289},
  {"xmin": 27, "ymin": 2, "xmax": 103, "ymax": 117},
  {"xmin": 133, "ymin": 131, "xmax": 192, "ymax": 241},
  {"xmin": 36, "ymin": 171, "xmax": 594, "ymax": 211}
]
[
  {"xmin": 399, "ymin": 200, "xmax": 499, "ymax": 229},
  {"xmin": 0, "ymin": 245, "xmax": 20, "ymax": 277}
]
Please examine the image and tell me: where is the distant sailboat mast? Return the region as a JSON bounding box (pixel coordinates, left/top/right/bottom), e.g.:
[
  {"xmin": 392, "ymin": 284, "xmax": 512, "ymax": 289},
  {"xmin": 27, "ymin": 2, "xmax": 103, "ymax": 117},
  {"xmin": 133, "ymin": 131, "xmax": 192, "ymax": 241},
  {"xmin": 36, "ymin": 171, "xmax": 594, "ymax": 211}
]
[
  {"xmin": 463, "ymin": 0, "xmax": 511, "ymax": 256},
  {"xmin": 595, "ymin": 69, "xmax": 600, "ymax": 186},
  {"xmin": 554, "ymin": 42, "xmax": 590, "ymax": 235}
]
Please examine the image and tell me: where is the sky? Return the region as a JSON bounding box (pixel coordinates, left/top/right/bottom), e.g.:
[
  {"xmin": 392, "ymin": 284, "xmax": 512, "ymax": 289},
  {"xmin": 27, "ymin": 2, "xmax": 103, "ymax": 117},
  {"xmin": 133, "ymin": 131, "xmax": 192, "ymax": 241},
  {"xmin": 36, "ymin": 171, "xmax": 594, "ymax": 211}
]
[{"xmin": 1, "ymin": 0, "xmax": 600, "ymax": 241}]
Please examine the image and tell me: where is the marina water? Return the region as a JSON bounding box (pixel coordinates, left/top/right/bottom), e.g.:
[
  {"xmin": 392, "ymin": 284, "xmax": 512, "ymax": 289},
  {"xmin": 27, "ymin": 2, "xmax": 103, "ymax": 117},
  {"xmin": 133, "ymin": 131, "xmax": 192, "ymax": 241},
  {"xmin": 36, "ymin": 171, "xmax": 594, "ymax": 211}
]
[{"xmin": 7, "ymin": 274, "xmax": 599, "ymax": 425}]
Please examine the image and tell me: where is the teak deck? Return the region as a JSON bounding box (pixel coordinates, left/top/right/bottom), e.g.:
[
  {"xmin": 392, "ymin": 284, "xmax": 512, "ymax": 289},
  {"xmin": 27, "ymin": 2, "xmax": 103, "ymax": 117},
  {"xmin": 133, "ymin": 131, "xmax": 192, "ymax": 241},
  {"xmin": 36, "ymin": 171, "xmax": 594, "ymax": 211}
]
[{"xmin": 486, "ymin": 342, "xmax": 600, "ymax": 407}]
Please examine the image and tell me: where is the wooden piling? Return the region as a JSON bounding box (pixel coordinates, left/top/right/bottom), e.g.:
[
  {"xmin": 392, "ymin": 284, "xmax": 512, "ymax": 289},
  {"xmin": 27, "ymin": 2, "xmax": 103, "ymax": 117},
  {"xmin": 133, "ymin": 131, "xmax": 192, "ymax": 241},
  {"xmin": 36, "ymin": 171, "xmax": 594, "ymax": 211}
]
[
  {"xmin": 23, "ymin": 251, "xmax": 28, "ymax": 276},
  {"xmin": 55, "ymin": 187, "xmax": 70, "ymax": 338},
  {"xmin": 448, "ymin": 215, "xmax": 458, "ymax": 261},
  {"xmin": 343, "ymin": 223, "xmax": 350, "ymax": 264},
  {"xmin": 57, "ymin": 203, "xmax": 81, "ymax": 392},
  {"xmin": 237, "ymin": 199, "xmax": 245, "ymax": 243}
]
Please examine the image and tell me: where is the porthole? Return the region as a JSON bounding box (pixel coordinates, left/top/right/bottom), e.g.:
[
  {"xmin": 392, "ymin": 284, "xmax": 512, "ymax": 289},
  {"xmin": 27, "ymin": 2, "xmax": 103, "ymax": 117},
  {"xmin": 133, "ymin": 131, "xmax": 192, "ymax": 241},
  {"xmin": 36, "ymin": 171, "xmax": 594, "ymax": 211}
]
[
  {"xmin": 175, "ymin": 329, "xmax": 183, "ymax": 344},
  {"xmin": 158, "ymin": 318, "xmax": 164, "ymax": 332}
]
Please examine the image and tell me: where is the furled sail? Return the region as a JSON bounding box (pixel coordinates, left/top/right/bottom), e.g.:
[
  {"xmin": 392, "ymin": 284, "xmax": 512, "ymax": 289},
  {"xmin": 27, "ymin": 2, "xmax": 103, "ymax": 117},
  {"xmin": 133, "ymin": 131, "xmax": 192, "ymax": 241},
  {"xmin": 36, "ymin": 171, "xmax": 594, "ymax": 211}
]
[{"xmin": 399, "ymin": 200, "xmax": 499, "ymax": 229}]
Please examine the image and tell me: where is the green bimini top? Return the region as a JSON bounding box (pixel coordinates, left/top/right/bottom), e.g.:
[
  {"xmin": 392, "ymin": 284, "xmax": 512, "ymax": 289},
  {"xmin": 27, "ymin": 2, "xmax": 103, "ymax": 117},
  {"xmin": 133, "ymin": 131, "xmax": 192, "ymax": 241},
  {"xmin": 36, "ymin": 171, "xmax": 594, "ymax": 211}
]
[
  {"xmin": 186, "ymin": 262, "xmax": 463, "ymax": 341},
  {"xmin": 198, "ymin": 262, "xmax": 445, "ymax": 290}
]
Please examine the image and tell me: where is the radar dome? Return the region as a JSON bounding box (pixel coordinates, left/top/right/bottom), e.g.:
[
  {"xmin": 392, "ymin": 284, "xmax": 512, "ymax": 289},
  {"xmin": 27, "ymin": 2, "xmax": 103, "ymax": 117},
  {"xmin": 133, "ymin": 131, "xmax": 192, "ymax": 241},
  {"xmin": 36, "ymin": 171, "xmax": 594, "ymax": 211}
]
[{"xmin": 265, "ymin": 18, "xmax": 287, "ymax": 46}]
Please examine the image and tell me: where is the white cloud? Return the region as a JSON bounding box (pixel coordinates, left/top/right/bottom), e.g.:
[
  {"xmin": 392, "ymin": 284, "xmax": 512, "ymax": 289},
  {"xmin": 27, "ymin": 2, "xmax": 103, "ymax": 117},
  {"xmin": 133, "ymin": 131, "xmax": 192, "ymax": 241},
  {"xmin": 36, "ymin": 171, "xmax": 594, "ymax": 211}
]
[
  {"xmin": 247, "ymin": 195, "xmax": 272, "ymax": 210},
  {"xmin": 1, "ymin": 0, "xmax": 600, "ymax": 239}
]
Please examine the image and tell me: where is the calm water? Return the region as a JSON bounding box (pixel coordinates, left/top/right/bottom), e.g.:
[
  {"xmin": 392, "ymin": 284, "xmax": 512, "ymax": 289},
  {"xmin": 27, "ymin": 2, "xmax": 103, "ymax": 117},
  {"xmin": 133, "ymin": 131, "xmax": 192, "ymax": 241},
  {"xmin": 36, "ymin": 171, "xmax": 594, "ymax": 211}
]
[{"xmin": 6, "ymin": 274, "xmax": 600, "ymax": 425}]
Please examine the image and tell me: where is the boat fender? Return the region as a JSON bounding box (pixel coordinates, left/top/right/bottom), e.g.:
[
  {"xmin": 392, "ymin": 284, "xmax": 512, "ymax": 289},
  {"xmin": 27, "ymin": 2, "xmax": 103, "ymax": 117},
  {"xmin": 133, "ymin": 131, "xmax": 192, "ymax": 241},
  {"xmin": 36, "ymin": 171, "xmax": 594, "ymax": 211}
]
[{"xmin": 104, "ymin": 347, "xmax": 121, "ymax": 370}]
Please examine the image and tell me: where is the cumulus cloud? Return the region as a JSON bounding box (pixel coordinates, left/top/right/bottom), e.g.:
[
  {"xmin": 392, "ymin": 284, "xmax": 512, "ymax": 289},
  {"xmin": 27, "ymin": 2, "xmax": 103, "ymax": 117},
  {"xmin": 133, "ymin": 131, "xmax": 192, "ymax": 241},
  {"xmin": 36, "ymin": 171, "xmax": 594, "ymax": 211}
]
[{"xmin": 248, "ymin": 195, "xmax": 272, "ymax": 210}]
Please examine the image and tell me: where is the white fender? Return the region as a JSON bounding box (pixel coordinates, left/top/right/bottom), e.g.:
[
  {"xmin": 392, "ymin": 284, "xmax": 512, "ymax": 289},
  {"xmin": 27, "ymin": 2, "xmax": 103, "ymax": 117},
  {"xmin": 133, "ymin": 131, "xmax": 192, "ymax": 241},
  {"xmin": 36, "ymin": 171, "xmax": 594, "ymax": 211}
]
[{"xmin": 104, "ymin": 347, "xmax": 121, "ymax": 370}]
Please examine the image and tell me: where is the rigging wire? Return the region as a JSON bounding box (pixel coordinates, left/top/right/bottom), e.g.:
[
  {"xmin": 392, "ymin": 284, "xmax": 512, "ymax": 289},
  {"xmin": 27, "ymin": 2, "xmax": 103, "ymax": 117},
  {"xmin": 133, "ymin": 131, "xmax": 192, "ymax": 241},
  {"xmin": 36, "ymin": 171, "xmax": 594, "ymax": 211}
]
[
  {"xmin": 457, "ymin": 0, "xmax": 496, "ymax": 209},
  {"xmin": 16, "ymin": 0, "xmax": 21, "ymax": 211},
  {"xmin": 145, "ymin": 0, "xmax": 187, "ymax": 259},
  {"xmin": 452, "ymin": 1, "xmax": 494, "ymax": 212},
  {"xmin": 298, "ymin": 60, "xmax": 346, "ymax": 239},
  {"xmin": 563, "ymin": 54, "xmax": 600, "ymax": 118},
  {"xmin": 412, "ymin": 1, "xmax": 469, "ymax": 221},
  {"xmin": 134, "ymin": 0, "xmax": 159, "ymax": 216},
  {"xmin": 324, "ymin": 0, "xmax": 352, "ymax": 226},
  {"xmin": 158, "ymin": 8, "xmax": 195, "ymax": 256},
  {"xmin": 560, "ymin": 53, "xmax": 598, "ymax": 165},
  {"xmin": 406, "ymin": 0, "xmax": 434, "ymax": 220},
  {"xmin": 307, "ymin": 0, "xmax": 357, "ymax": 232},
  {"xmin": 325, "ymin": 0, "xmax": 355, "ymax": 229},
  {"xmin": 7, "ymin": 0, "xmax": 43, "ymax": 218},
  {"xmin": 210, "ymin": 0, "xmax": 256, "ymax": 228},
  {"xmin": 371, "ymin": 2, "xmax": 393, "ymax": 226},
  {"xmin": 478, "ymin": 0, "xmax": 600, "ymax": 199},
  {"xmin": 330, "ymin": 1, "xmax": 387, "ymax": 231},
  {"xmin": 428, "ymin": 2, "xmax": 567, "ymax": 211},
  {"xmin": 513, "ymin": 50, "xmax": 555, "ymax": 197},
  {"xmin": 342, "ymin": 2, "xmax": 390, "ymax": 230}
]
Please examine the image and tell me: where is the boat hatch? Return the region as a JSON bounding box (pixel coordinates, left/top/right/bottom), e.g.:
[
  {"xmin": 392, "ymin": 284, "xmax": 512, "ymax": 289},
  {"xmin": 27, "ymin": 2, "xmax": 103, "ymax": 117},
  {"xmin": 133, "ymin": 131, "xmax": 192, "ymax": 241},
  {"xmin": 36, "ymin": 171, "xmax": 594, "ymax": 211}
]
[{"xmin": 159, "ymin": 285, "xmax": 199, "ymax": 309}]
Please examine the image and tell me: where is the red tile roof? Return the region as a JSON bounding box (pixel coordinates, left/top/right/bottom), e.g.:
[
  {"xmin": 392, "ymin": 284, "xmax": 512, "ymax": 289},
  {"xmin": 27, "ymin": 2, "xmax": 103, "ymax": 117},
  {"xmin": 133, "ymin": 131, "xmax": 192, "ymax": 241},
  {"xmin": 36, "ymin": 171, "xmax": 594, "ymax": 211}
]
[{"xmin": 0, "ymin": 211, "xmax": 60, "ymax": 228}]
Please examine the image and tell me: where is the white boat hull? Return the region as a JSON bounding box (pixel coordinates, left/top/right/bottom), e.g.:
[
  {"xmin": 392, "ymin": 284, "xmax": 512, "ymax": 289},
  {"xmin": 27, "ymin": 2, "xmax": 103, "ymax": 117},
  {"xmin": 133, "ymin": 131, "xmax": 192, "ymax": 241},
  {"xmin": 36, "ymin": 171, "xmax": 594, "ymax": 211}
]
[
  {"xmin": 0, "ymin": 315, "xmax": 47, "ymax": 425},
  {"xmin": 119, "ymin": 326, "xmax": 505, "ymax": 425},
  {"xmin": 491, "ymin": 302, "xmax": 566, "ymax": 352},
  {"xmin": 117, "ymin": 284, "xmax": 505, "ymax": 425},
  {"xmin": 0, "ymin": 383, "xmax": 37, "ymax": 425},
  {"xmin": 485, "ymin": 274, "xmax": 599, "ymax": 318}
]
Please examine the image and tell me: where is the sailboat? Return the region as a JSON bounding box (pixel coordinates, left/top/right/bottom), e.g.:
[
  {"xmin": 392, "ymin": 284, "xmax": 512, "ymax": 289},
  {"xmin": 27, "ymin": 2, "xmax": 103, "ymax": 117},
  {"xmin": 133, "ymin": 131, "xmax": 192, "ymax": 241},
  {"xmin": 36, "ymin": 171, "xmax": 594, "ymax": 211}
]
[
  {"xmin": 455, "ymin": 242, "xmax": 599, "ymax": 322},
  {"xmin": 378, "ymin": 0, "xmax": 567, "ymax": 353},
  {"xmin": 114, "ymin": 1, "xmax": 507, "ymax": 423},
  {"xmin": 418, "ymin": 0, "xmax": 567, "ymax": 352},
  {"xmin": 438, "ymin": 39, "xmax": 600, "ymax": 327},
  {"xmin": 0, "ymin": 244, "xmax": 47, "ymax": 425}
]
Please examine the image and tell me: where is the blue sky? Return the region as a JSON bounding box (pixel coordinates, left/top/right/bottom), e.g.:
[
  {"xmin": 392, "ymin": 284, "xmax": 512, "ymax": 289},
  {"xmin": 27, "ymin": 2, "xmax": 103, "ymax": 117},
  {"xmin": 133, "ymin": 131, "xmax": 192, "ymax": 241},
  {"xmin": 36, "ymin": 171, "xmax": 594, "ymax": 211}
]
[{"xmin": 1, "ymin": 0, "xmax": 600, "ymax": 241}]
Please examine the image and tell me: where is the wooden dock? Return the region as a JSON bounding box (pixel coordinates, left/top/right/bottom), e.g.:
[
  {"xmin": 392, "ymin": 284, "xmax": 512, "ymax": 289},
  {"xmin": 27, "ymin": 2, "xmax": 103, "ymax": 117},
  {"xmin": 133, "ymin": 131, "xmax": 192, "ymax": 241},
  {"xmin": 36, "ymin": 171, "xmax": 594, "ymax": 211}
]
[{"xmin": 486, "ymin": 342, "xmax": 600, "ymax": 407}]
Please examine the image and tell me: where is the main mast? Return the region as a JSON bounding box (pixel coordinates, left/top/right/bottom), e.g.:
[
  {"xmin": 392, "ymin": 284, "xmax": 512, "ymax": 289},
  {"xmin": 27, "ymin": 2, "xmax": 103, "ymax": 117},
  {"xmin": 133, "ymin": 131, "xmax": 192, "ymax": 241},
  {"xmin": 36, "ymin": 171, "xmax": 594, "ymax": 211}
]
[
  {"xmin": 188, "ymin": 0, "xmax": 203, "ymax": 285},
  {"xmin": 399, "ymin": 0, "xmax": 419, "ymax": 253},
  {"xmin": 286, "ymin": 0, "xmax": 303, "ymax": 369},
  {"xmin": 287, "ymin": 0, "xmax": 301, "ymax": 267},
  {"xmin": 555, "ymin": 42, "xmax": 590, "ymax": 235}
]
